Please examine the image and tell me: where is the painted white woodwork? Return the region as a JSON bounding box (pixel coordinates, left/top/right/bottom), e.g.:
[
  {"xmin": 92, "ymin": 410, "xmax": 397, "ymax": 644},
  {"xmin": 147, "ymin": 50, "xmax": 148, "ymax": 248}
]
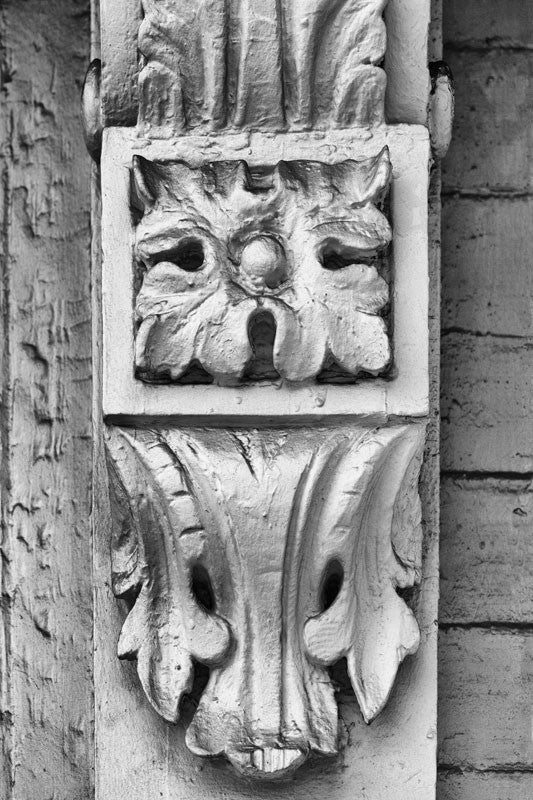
[
  {"xmin": 132, "ymin": 150, "xmax": 392, "ymax": 383},
  {"xmin": 94, "ymin": 0, "xmax": 437, "ymax": 794},
  {"xmin": 384, "ymin": 0, "xmax": 432, "ymax": 123},
  {"xmin": 136, "ymin": 0, "xmax": 387, "ymax": 133},
  {"xmin": 106, "ymin": 423, "xmax": 425, "ymax": 778},
  {"xmin": 99, "ymin": 0, "xmax": 432, "ymax": 130},
  {"xmin": 101, "ymin": 126, "xmax": 430, "ymax": 418},
  {"xmin": 100, "ymin": 0, "xmax": 139, "ymax": 125}
]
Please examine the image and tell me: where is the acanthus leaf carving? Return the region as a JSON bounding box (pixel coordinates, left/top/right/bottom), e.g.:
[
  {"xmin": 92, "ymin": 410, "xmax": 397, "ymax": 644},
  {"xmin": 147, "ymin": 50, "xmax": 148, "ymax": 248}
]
[
  {"xmin": 137, "ymin": 0, "xmax": 388, "ymax": 134},
  {"xmin": 132, "ymin": 149, "xmax": 392, "ymax": 385},
  {"xmin": 106, "ymin": 423, "xmax": 425, "ymax": 779},
  {"xmin": 301, "ymin": 426, "xmax": 423, "ymax": 722},
  {"xmin": 106, "ymin": 427, "xmax": 231, "ymax": 722}
]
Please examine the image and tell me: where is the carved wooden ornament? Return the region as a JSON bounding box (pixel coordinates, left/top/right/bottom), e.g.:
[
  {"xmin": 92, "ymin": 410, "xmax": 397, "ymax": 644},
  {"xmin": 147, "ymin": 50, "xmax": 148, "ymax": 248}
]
[
  {"xmin": 94, "ymin": 0, "xmax": 435, "ymax": 789},
  {"xmin": 106, "ymin": 422, "xmax": 425, "ymax": 778}
]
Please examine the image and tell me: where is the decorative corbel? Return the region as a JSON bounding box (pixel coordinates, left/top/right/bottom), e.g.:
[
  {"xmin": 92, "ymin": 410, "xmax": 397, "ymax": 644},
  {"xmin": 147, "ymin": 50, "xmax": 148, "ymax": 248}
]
[{"xmin": 89, "ymin": 0, "xmax": 444, "ymax": 793}]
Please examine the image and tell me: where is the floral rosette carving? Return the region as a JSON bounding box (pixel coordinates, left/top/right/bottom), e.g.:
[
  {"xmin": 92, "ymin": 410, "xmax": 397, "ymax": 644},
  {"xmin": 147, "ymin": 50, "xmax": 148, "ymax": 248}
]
[{"xmin": 132, "ymin": 148, "xmax": 392, "ymax": 384}]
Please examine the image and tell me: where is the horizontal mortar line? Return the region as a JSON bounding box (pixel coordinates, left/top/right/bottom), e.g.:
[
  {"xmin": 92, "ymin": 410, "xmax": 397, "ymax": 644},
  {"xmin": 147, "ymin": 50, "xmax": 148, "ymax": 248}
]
[
  {"xmin": 441, "ymin": 470, "xmax": 533, "ymax": 481},
  {"xmin": 438, "ymin": 764, "xmax": 533, "ymax": 775},
  {"xmin": 444, "ymin": 41, "xmax": 533, "ymax": 53},
  {"xmin": 442, "ymin": 188, "xmax": 533, "ymax": 199},
  {"xmin": 439, "ymin": 621, "xmax": 533, "ymax": 633},
  {"xmin": 441, "ymin": 328, "xmax": 531, "ymax": 341}
]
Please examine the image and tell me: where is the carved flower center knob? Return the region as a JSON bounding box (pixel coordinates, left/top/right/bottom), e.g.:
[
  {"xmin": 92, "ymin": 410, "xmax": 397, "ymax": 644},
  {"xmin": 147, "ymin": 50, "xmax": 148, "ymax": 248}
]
[{"xmin": 239, "ymin": 235, "xmax": 287, "ymax": 292}]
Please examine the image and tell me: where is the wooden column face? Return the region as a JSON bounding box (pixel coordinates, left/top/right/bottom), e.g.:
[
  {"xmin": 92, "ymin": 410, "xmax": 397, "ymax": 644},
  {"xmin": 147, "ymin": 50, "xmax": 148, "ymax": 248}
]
[{"xmin": 94, "ymin": 1, "xmax": 437, "ymax": 796}]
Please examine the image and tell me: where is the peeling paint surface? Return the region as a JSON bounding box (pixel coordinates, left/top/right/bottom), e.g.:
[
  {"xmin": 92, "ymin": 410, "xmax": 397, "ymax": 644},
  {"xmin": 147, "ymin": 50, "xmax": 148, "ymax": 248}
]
[{"xmin": 0, "ymin": 1, "xmax": 93, "ymax": 798}]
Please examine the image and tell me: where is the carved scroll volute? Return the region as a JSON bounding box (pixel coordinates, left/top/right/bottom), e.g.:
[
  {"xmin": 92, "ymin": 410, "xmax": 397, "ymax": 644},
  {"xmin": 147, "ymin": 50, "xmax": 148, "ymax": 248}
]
[{"xmin": 96, "ymin": 0, "xmax": 433, "ymax": 785}]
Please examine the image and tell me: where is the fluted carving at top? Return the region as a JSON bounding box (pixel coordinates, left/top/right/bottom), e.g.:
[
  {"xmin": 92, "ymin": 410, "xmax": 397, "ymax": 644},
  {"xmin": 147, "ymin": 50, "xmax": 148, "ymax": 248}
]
[{"xmin": 138, "ymin": 0, "xmax": 388, "ymax": 135}]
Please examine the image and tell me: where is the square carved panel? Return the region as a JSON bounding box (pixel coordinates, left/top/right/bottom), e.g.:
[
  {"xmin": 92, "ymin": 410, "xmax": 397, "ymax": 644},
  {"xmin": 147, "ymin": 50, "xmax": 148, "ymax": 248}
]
[
  {"xmin": 101, "ymin": 126, "xmax": 429, "ymax": 419},
  {"xmin": 132, "ymin": 152, "xmax": 392, "ymax": 385}
]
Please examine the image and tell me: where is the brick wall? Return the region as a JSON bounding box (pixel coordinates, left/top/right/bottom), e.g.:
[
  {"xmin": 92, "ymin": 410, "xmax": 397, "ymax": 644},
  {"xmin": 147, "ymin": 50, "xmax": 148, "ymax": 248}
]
[{"xmin": 438, "ymin": 2, "xmax": 533, "ymax": 798}]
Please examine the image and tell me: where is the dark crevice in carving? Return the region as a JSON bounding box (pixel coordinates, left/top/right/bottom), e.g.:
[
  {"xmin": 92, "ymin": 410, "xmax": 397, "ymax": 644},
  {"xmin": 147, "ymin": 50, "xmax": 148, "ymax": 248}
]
[
  {"xmin": 176, "ymin": 361, "xmax": 214, "ymax": 385},
  {"xmin": 396, "ymin": 584, "xmax": 418, "ymax": 606},
  {"xmin": 118, "ymin": 584, "xmax": 142, "ymax": 616},
  {"xmin": 244, "ymin": 310, "xmax": 280, "ymax": 382},
  {"xmin": 154, "ymin": 239, "xmax": 205, "ymax": 272},
  {"xmin": 321, "ymin": 243, "xmax": 378, "ymax": 271},
  {"xmin": 180, "ymin": 662, "xmax": 212, "ymax": 722},
  {"xmin": 130, "ymin": 170, "xmax": 146, "ymax": 227},
  {"xmin": 190, "ymin": 563, "xmax": 216, "ymax": 612},
  {"xmin": 320, "ymin": 559, "xmax": 344, "ymax": 611},
  {"xmin": 316, "ymin": 361, "xmax": 376, "ymax": 384},
  {"xmin": 328, "ymin": 658, "xmax": 351, "ymax": 697},
  {"xmin": 133, "ymin": 259, "xmax": 147, "ymax": 302},
  {"xmin": 136, "ymin": 360, "xmax": 214, "ymax": 385}
]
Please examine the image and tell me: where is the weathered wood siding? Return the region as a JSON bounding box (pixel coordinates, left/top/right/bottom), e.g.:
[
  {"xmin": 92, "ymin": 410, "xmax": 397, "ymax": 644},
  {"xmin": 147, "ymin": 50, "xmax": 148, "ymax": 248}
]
[
  {"xmin": 0, "ymin": 1, "xmax": 93, "ymax": 798},
  {"xmin": 439, "ymin": 2, "xmax": 533, "ymax": 798}
]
